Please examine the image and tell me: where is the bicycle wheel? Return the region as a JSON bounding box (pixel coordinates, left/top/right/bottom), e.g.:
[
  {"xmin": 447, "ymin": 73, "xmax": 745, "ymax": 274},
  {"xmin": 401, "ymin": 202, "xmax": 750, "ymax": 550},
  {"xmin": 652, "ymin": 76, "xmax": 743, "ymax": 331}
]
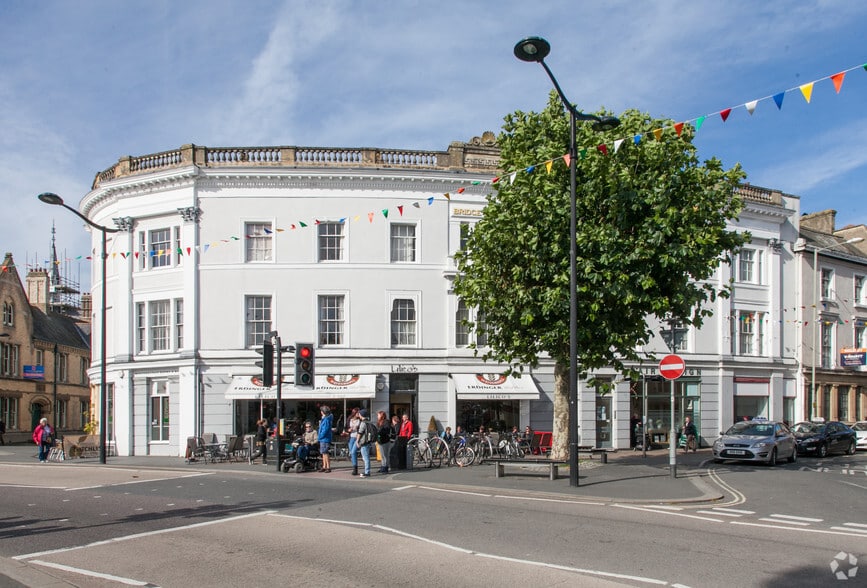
[
  {"xmin": 412, "ymin": 442, "xmax": 431, "ymax": 468},
  {"xmin": 454, "ymin": 446, "xmax": 475, "ymax": 467},
  {"xmin": 475, "ymin": 439, "xmax": 493, "ymax": 464},
  {"xmin": 427, "ymin": 437, "xmax": 448, "ymax": 468}
]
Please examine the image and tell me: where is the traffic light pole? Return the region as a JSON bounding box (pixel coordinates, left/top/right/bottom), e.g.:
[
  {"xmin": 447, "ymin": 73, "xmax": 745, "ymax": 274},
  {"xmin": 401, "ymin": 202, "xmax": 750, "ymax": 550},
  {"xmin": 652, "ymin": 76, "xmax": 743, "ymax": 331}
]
[{"xmin": 273, "ymin": 333, "xmax": 283, "ymax": 473}]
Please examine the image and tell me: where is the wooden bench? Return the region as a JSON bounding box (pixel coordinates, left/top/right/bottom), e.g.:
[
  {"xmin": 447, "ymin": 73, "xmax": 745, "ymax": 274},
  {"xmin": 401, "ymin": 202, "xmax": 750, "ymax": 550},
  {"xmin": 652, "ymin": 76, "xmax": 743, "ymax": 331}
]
[{"xmin": 487, "ymin": 458, "xmax": 568, "ymax": 481}]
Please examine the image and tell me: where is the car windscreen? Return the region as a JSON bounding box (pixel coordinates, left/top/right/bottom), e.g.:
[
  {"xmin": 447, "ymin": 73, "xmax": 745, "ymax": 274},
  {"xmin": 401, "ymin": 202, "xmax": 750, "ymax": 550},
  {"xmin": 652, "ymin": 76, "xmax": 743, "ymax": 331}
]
[
  {"xmin": 792, "ymin": 423, "xmax": 823, "ymax": 434},
  {"xmin": 853, "ymin": 423, "xmax": 867, "ymax": 432},
  {"xmin": 725, "ymin": 422, "xmax": 774, "ymax": 436}
]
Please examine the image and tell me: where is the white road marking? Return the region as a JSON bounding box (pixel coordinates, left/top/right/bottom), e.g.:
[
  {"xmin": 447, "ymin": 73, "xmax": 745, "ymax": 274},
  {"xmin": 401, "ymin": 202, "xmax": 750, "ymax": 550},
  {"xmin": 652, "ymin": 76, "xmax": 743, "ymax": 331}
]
[
  {"xmin": 272, "ymin": 513, "xmax": 676, "ymax": 586},
  {"xmin": 13, "ymin": 510, "xmax": 275, "ymax": 561},
  {"xmin": 842, "ymin": 522, "xmax": 867, "ymax": 529},
  {"xmin": 494, "ymin": 495, "xmax": 606, "ymax": 506},
  {"xmin": 697, "ymin": 510, "xmax": 742, "ymax": 517},
  {"xmin": 66, "ymin": 472, "xmax": 211, "ymax": 491},
  {"xmin": 767, "ymin": 514, "xmax": 823, "ymax": 522},
  {"xmin": 706, "ymin": 468, "xmax": 746, "ymax": 506},
  {"xmin": 759, "ymin": 518, "xmax": 809, "ymax": 526},
  {"xmin": 416, "ymin": 485, "xmax": 492, "ymax": 497},
  {"xmin": 731, "ymin": 521, "xmax": 867, "ymax": 538},
  {"xmin": 831, "ymin": 526, "xmax": 867, "ymax": 534},
  {"xmin": 709, "ymin": 507, "xmax": 755, "ymax": 515},
  {"xmin": 29, "ymin": 559, "xmax": 156, "ymax": 586},
  {"xmin": 392, "ymin": 485, "xmax": 416, "ymax": 491},
  {"xmin": 612, "ymin": 504, "xmax": 724, "ymax": 523}
]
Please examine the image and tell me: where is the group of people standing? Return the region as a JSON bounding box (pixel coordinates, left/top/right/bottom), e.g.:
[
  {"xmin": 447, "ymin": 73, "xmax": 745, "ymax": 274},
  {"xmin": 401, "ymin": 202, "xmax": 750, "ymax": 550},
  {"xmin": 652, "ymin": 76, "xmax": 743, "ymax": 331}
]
[
  {"xmin": 247, "ymin": 406, "xmax": 415, "ymax": 476},
  {"xmin": 345, "ymin": 408, "xmax": 413, "ymax": 477}
]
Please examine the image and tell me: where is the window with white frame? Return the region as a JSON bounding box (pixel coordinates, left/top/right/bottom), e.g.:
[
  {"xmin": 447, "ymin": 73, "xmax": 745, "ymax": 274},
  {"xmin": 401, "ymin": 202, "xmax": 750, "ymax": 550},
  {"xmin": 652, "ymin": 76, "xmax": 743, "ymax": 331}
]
[
  {"xmin": 455, "ymin": 299, "xmax": 487, "ymax": 348},
  {"xmin": 150, "ymin": 381, "xmax": 170, "ymax": 442},
  {"xmin": 173, "ymin": 226, "xmax": 183, "ymax": 266},
  {"xmin": 318, "ymin": 222, "xmax": 344, "ymax": 261},
  {"xmin": 738, "ymin": 249, "xmax": 762, "ymax": 283},
  {"xmin": 459, "ymin": 222, "xmax": 472, "ymax": 251},
  {"xmin": 318, "ymin": 295, "xmax": 344, "ymax": 345},
  {"xmin": 56, "ymin": 399, "xmax": 67, "ymax": 429},
  {"xmin": 136, "ymin": 299, "xmax": 182, "ymax": 354},
  {"xmin": 58, "ymin": 352, "xmax": 68, "ymax": 382},
  {"xmin": 855, "ymin": 275, "xmax": 866, "ymax": 305},
  {"xmin": 661, "ymin": 320, "xmax": 690, "ymax": 352},
  {"xmin": 821, "ymin": 320, "xmax": 834, "ymax": 368},
  {"xmin": 0, "ymin": 343, "xmax": 18, "ymax": 376},
  {"xmin": 2, "ymin": 301, "xmax": 13, "ymax": 325},
  {"xmin": 245, "ymin": 222, "xmax": 273, "ymax": 262},
  {"xmin": 856, "ymin": 323, "xmax": 867, "ymax": 348},
  {"xmin": 150, "ymin": 300, "xmax": 171, "ymax": 351},
  {"xmin": 150, "ymin": 228, "xmax": 171, "ymax": 268},
  {"xmin": 138, "ymin": 226, "xmax": 180, "ymax": 270},
  {"xmin": 820, "ymin": 268, "xmax": 834, "ymax": 300},
  {"xmin": 390, "ymin": 223, "xmax": 417, "ymax": 262},
  {"xmin": 175, "ymin": 299, "xmax": 184, "ymax": 349},
  {"xmin": 35, "ymin": 349, "xmax": 43, "ymax": 367},
  {"xmin": 390, "ymin": 298, "xmax": 417, "ymax": 347},
  {"xmin": 245, "ymin": 295, "xmax": 272, "ymax": 348},
  {"xmin": 0, "ymin": 397, "xmax": 18, "ymax": 430},
  {"xmin": 735, "ymin": 311, "xmax": 766, "ymax": 356}
]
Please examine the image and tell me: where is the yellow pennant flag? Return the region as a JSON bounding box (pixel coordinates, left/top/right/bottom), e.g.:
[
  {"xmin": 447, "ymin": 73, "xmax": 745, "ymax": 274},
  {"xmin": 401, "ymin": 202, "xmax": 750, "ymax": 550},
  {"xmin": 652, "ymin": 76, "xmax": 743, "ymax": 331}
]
[
  {"xmin": 545, "ymin": 160, "xmax": 553, "ymax": 173},
  {"xmin": 799, "ymin": 82, "xmax": 814, "ymax": 103}
]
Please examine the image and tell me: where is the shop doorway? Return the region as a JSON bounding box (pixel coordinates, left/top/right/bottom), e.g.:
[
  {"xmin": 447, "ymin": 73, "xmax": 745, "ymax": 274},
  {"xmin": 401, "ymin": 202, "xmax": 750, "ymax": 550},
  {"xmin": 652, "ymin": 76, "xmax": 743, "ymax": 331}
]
[{"xmin": 630, "ymin": 378, "xmax": 701, "ymax": 448}]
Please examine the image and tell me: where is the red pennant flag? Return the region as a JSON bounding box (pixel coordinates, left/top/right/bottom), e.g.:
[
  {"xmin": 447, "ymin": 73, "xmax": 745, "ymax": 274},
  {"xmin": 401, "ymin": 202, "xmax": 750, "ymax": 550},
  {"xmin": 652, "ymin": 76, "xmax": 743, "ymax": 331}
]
[
  {"xmin": 397, "ymin": 205, "xmax": 404, "ymax": 216},
  {"xmin": 120, "ymin": 252, "xmax": 127, "ymax": 259},
  {"xmin": 563, "ymin": 154, "xmax": 571, "ymax": 167},
  {"xmin": 368, "ymin": 212, "xmax": 374, "ymax": 223},
  {"xmin": 186, "ymin": 247, "xmax": 191, "ymax": 256},
  {"xmin": 491, "ymin": 176, "xmax": 499, "ymax": 183},
  {"xmin": 134, "ymin": 252, "xmax": 140, "ymax": 259},
  {"xmin": 457, "ymin": 187, "xmax": 465, "ymax": 194},
  {"xmin": 674, "ymin": 122, "xmax": 684, "ymax": 136},
  {"xmin": 720, "ymin": 108, "xmax": 732, "ymax": 122},
  {"xmin": 831, "ymin": 71, "xmax": 845, "ymax": 93},
  {"xmin": 597, "ymin": 144, "xmax": 608, "ymax": 156},
  {"xmin": 314, "ymin": 220, "xmax": 321, "ymax": 225}
]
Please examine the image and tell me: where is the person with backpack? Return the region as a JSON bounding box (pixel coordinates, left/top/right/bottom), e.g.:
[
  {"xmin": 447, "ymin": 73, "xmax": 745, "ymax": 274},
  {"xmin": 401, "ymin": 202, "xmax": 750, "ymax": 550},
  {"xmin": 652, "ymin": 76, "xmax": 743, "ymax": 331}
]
[
  {"xmin": 32, "ymin": 417, "xmax": 53, "ymax": 463},
  {"xmin": 375, "ymin": 410, "xmax": 393, "ymax": 474},
  {"xmin": 356, "ymin": 409, "xmax": 375, "ymax": 478}
]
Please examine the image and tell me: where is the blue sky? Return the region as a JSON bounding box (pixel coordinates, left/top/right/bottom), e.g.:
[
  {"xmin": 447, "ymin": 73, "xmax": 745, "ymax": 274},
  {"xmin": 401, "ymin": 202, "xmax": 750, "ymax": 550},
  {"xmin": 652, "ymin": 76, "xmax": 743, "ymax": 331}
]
[{"xmin": 3, "ymin": 1, "xmax": 867, "ymax": 288}]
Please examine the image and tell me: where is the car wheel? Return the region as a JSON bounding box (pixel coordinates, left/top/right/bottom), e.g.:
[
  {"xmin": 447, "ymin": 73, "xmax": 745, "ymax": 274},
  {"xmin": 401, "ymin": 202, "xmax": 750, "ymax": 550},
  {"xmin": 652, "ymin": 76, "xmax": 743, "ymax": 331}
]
[
  {"xmin": 846, "ymin": 441, "xmax": 856, "ymax": 456},
  {"xmin": 767, "ymin": 448, "xmax": 777, "ymax": 467},
  {"xmin": 818, "ymin": 443, "xmax": 829, "ymax": 458},
  {"xmin": 788, "ymin": 447, "xmax": 797, "ymax": 464}
]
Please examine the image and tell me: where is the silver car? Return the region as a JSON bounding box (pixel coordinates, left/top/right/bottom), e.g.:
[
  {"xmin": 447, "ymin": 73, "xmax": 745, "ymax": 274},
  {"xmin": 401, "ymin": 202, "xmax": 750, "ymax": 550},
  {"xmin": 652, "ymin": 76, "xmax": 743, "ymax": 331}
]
[{"xmin": 712, "ymin": 420, "xmax": 797, "ymax": 466}]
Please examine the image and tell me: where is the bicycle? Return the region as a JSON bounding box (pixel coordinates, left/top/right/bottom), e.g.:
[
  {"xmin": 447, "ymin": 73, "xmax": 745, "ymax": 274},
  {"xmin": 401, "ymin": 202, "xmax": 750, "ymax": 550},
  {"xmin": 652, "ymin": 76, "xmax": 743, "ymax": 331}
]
[
  {"xmin": 407, "ymin": 435, "xmax": 450, "ymax": 468},
  {"xmin": 449, "ymin": 435, "xmax": 475, "ymax": 467},
  {"xmin": 470, "ymin": 432, "xmax": 495, "ymax": 464},
  {"xmin": 497, "ymin": 433, "xmax": 525, "ymax": 458}
]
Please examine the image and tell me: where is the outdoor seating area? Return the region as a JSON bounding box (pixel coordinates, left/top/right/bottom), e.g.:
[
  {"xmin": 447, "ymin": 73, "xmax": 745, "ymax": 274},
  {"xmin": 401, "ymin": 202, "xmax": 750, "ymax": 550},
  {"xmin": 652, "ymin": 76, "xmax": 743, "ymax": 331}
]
[{"xmin": 185, "ymin": 434, "xmax": 249, "ymax": 464}]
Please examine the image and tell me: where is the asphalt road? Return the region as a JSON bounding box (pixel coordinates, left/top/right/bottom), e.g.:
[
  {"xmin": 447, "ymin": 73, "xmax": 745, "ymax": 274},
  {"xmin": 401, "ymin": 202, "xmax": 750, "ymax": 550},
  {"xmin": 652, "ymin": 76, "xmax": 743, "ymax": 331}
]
[{"xmin": 0, "ymin": 451, "xmax": 865, "ymax": 587}]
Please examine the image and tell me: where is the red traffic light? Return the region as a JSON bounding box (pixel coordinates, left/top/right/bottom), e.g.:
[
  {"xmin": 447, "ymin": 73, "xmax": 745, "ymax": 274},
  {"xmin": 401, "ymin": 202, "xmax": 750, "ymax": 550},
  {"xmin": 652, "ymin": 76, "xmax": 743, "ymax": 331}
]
[{"xmin": 299, "ymin": 346, "xmax": 313, "ymax": 359}]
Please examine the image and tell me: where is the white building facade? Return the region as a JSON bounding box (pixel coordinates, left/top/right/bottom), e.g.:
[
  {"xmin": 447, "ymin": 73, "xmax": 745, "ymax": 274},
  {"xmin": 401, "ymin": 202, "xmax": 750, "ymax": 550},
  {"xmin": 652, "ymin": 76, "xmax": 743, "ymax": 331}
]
[{"xmin": 79, "ymin": 142, "xmax": 815, "ymax": 457}]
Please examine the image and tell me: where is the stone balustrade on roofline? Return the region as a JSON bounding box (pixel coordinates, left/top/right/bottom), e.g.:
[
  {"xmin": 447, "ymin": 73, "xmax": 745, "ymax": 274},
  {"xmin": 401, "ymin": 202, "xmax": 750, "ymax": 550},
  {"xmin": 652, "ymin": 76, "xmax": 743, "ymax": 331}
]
[{"xmin": 91, "ymin": 135, "xmax": 503, "ymax": 190}]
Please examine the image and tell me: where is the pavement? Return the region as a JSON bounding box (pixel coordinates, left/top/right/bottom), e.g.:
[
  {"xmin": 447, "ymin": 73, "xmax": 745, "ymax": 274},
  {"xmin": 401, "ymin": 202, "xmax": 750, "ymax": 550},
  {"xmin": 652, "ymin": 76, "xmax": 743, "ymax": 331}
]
[{"xmin": 0, "ymin": 443, "xmax": 723, "ymax": 586}]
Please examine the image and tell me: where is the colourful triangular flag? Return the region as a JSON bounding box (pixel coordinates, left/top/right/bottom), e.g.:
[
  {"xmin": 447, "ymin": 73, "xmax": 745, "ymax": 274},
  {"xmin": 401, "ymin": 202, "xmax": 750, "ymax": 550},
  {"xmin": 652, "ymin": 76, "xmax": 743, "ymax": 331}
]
[
  {"xmin": 745, "ymin": 100, "xmax": 758, "ymax": 115},
  {"xmin": 799, "ymin": 82, "xmax": 814, "ymax": 103},
  {"xmin": 695, "ymin": 116, "xmax": 705, "ymax": 131},
  {"xmin": 720, "ymin": 108, "xmax": 732, "ymax": 122},
  {"xmin": 831, "ymin": 72, "xmax": 845, "ymax": 93},
  {"xmin": 673, "ymin": 122, "xmax": 684, "ymax": 136},
  {"xmin": 397, "ymin": 206, "xmax": 403, "ymax": 216},
  {"xmin": 773, "ymin": 92, "xmax": 785, "ymax": 109}
]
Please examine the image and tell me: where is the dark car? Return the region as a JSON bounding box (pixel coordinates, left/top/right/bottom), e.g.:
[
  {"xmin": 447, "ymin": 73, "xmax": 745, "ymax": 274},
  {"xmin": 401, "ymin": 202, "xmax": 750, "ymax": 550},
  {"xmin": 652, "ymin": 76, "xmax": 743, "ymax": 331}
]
[{"xmin": 791, "ymin": 420, "xmax": 857, "ymax": 457}]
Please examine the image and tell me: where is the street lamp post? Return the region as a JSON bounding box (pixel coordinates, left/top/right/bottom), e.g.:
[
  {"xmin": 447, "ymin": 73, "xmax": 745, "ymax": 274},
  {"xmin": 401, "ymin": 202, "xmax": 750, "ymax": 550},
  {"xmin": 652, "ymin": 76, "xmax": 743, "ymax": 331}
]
[
  {"xmin": 810, "ymin": 237, "xmax": 863, "ymax": 420},
  {"xmin": 38, "ymin": 192, "xmax": 119, "ymax": 464},
  {"xmin": 514, "ymin": 37, "xmax": 620, "ymax": 487}
]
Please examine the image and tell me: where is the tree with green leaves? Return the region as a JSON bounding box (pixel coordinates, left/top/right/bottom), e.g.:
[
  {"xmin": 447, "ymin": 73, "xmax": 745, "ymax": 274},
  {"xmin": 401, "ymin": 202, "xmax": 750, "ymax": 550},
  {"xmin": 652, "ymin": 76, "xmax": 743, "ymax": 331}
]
[{"xmin": 453, "ymin": 93, "xmax": 748, "ymax": 459}]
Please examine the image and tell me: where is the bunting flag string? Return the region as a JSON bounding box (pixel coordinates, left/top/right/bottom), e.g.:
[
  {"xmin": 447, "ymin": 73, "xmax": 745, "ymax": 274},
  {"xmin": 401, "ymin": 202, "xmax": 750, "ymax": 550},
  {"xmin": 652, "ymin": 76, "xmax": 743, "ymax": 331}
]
[{"xmin": 9, "ymin": 60, "xmax": 864, "ymax": 269}]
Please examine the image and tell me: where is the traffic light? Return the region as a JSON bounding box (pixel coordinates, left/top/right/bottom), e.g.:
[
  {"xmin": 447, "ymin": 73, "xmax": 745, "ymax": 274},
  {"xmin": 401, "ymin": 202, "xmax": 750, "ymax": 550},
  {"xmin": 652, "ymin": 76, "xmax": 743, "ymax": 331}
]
[
  {"xmin": 261, "ymin": 340, "xmax": 274, "ymax": 387},
  {"xmin": 294, "ymin": 342, "xmax": 315, "ymax": 388}
]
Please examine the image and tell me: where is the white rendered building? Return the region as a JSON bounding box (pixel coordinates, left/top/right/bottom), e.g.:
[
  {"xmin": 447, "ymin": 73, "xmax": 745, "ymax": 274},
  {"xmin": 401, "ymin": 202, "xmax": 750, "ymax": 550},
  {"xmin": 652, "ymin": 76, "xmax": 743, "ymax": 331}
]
[{"xmin": 79, "ymin": 141, "xmax": 808, "ymax": 456}]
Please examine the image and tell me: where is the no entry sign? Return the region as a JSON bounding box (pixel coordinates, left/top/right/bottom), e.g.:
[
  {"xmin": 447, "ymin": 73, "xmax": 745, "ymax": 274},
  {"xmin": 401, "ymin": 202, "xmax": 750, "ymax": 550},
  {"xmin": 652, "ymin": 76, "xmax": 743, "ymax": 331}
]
[{"xmin": 659, "ymin": 354, "xmax": 685, "ymax": 380}]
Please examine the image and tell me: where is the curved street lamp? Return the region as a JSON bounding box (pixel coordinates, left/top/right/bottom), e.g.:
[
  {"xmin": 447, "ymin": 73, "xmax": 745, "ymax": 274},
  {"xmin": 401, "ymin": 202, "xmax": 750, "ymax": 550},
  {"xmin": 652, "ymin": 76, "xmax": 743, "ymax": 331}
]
[
  {"xmin": 38, "ymin": 192, "xmax": 119, "ymax": 464},
  {"xmin": 514, "ymin": 36, "xmax": 620, "ymax": 487},
  {"xmin": 810, "ymin": 236, "xmax": 864, "ymax": 420}
]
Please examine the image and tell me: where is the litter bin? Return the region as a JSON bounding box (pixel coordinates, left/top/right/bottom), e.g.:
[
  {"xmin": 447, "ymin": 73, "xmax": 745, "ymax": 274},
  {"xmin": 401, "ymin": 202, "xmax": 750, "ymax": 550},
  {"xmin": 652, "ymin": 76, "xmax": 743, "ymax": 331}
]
[
  {"xmin": 395, "ymin": 437, "xmax": 408, "ymax": 470},
  {"xmin": 266, "ymin": 437, "xmax": 292, "ymax": 463}
]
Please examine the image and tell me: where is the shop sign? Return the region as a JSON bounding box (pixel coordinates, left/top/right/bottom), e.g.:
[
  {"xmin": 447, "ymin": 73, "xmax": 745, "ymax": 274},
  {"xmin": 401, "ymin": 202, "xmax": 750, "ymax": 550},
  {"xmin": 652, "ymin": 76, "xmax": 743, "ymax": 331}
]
[
  {"xmin": 23, "ymin": 365, "xmax": 44, "ymax": 380},
  {"xmin": 391, "ymin": 365, "xmax": 418, "ymax": 373},
  {"xmin": 840, "ymin": 348, "xmax": 867, "ymax": 367}
]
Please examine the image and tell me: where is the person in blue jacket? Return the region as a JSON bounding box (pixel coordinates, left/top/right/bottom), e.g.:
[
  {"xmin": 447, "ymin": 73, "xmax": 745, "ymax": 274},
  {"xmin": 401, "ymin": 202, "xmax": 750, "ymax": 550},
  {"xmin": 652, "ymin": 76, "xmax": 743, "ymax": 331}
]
[{"xmin": 318, "ymin": 406, "xmax": 333, "ymax": 473}]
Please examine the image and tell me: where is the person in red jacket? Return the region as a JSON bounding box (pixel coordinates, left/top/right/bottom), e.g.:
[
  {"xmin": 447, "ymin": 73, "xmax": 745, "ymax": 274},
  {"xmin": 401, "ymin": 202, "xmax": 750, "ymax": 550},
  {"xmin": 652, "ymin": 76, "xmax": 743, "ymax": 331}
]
[
  {"xmin": 32, "ymin": 417, "xmax": 53, "ymax": 463},
  {"xmin": 395, "ymin": 413, "xmax": 413, "ymax": 470}
]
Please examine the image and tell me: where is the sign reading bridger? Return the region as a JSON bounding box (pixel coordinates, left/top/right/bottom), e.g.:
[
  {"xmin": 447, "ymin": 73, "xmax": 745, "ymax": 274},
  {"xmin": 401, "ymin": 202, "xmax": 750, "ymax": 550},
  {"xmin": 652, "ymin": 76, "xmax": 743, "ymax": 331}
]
[{"xmin": 659, "ymin": 354, "xmax": 685, "ymax": 380}]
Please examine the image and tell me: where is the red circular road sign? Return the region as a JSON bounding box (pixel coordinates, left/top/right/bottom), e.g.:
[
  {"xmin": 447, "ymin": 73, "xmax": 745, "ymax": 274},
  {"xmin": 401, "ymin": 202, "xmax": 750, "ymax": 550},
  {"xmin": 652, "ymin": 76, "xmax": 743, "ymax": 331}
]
[{"xmin": 659, "ymin": 354, "xmax": 685, "ymax": 380}]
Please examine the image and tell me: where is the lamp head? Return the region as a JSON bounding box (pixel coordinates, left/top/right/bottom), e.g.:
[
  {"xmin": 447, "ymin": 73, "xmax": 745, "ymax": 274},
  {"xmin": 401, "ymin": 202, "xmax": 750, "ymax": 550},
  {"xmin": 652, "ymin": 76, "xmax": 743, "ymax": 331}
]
[
  {"xmin": 591, "ymin": 115, "xmax": 621, "ymax": 132},
  {"xmin": 38, "ymin": 192, "xmax": 64, "ymax": 206},
  {"xmin": 514, "ymin": 37, "xmax": 550, "ymax": 62},
  {"xmin": 845, "ymin": 237, "xmax": 864, "ymax": 245}
]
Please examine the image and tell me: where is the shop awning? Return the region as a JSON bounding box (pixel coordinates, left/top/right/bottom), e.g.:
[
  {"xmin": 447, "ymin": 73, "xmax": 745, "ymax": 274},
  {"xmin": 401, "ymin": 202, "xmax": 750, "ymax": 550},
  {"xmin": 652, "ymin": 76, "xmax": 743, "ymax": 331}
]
[
  {"xmin": 225, "ymin": 374, "xmax": 376, "ymax": 400},
  {"xmin": 451, "ymin": 373, "xmax": 540, "ymax": 400}
]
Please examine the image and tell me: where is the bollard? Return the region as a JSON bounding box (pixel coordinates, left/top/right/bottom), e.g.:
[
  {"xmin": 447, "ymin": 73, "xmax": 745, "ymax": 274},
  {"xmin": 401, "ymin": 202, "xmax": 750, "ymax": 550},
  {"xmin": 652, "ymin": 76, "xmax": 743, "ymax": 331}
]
[{"xmin": 600, "ymin": 451, "xmax": 608, "ymax": 464}]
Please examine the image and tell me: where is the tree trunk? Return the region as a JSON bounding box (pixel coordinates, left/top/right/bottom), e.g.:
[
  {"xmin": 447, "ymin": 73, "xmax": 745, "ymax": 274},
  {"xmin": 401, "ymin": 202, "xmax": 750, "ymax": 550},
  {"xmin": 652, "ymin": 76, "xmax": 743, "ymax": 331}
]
[{"xmin": 550, "ymin": 360, "xmax": 570, "ymax": 460}]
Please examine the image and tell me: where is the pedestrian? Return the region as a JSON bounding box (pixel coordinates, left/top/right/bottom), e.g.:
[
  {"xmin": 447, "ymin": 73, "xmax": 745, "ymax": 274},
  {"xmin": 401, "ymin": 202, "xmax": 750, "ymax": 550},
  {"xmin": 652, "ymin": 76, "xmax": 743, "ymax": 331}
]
[
  {"xmin": 32, "ymin": 417, "xmax": 53, "ymax": 462},
  {"xmin": 396, "ymin": 413, "xmax": 413, "ymax": 470},
  {"xmin": 388, "ymin": 414, "xmax": 401, "ymax": 468},
  {"xmin": 249, "ymin": 418, "xmax": 268, "ymax": 465},
  {"xmin": 346, "ymin": 407, "xmax": 361, "ymax": 476},
  {"xmin": 302, "ymin": 421, "xmax": 318, "ymax": 445},
  {"xmin": 318, "ymin": 406, "xmax": 333, "ymax": 473},
  {"xmin": 681, "ymin": 416, "xmax": 697, "ymax": 452},
  {"xmin": 376, "ymin": 411, "xmax": 393, "ymax": 474},
  {"xmin": 440, "ymin": 426, "xmax": 453, "ymax": 445},
  {"xmin": 356, "ymin": 409, "xmax": 372, "ymax": 478},
  {"xmin": 0, "ymin": 418, "xmax": 5, "ymax": 446}
]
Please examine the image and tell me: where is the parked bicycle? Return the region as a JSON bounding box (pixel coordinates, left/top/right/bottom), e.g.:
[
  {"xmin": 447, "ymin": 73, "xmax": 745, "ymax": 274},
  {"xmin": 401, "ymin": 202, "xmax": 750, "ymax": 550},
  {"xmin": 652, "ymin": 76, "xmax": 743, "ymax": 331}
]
[
  {"xmin": 497, "ymin": 432, "xmax": 525, "ymax": 458},
  {"xmin": 407, "ymin": 435, "xmax": 450, "ymax": 468},
  {"xmin": 470, "ymin": 431, "xmax": 495, "ymax": 464},
  {"xmin": 449, "ymin": 435, "xmax": 475, "ymax": 467}
]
